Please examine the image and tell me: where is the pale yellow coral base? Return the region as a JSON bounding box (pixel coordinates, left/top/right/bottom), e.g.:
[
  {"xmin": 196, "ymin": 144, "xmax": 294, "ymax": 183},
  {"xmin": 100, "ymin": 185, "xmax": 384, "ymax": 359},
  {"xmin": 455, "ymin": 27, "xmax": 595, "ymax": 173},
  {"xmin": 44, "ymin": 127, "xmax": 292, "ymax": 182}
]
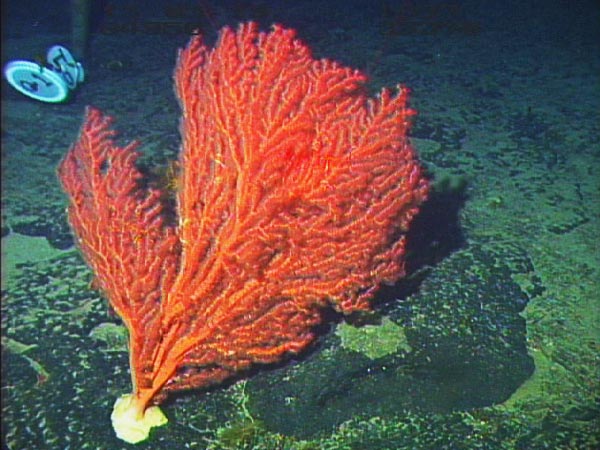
[{"xmin": 111, "ymin": 394, "xmax": 168, "ymax": 444}]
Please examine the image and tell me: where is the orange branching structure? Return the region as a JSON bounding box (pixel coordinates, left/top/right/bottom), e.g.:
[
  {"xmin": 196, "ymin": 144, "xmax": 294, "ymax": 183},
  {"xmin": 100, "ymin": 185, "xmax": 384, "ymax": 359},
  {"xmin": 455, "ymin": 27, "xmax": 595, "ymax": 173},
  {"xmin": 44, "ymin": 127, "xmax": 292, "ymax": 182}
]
[{"xmin": 58, "ymin": 22, "xmax": 428, "ymax": 443}]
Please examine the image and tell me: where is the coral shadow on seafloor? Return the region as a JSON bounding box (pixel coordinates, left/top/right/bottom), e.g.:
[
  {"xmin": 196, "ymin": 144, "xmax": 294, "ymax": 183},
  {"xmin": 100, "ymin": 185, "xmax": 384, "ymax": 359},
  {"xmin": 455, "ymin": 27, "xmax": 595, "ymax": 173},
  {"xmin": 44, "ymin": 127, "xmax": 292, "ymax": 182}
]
[{"xmin": 248, "ymin": 177, "xmax": 536, "ymax": 438}]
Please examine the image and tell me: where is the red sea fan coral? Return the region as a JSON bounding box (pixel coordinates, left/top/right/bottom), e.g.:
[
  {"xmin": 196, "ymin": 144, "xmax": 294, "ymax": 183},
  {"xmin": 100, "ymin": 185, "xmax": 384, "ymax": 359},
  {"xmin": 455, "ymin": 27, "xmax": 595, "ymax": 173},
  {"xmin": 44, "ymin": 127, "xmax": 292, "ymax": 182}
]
[{"xmin": 58, "ymin": 21, "xmax": 429, "ymax": 443}]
